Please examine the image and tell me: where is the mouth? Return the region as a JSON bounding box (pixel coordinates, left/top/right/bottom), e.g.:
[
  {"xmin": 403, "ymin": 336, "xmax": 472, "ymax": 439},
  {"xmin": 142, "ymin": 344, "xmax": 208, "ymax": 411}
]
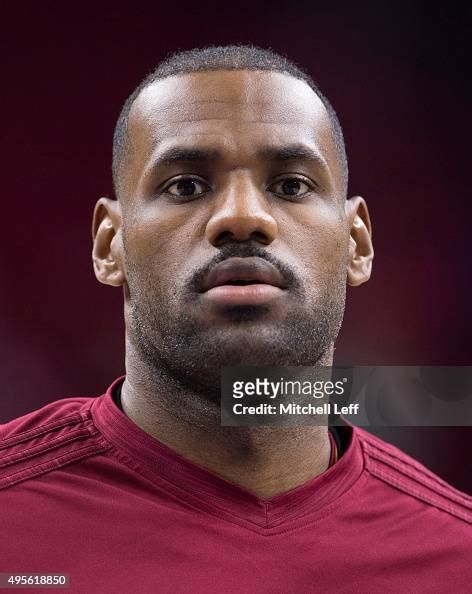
[{"xmin": 199, "ymin": 257, "xmax": 288, "ymax": 306}]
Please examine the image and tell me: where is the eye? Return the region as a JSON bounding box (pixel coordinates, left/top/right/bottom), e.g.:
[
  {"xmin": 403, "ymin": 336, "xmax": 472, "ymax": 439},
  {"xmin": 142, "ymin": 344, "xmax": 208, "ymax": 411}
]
[
  {"xmin": 268, "ymin": 177, "xmax": 313, "ymax": 199},
  {"xmin": 163, "ymin": 176, "xmax": 210, "ymax": 199}
]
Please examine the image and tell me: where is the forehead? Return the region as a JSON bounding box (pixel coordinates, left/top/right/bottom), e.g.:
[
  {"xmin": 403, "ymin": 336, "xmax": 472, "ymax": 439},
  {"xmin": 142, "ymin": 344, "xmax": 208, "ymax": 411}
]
[{"xmin": 126, "ymin": 70, "xmax": 340, "ymax": 184}]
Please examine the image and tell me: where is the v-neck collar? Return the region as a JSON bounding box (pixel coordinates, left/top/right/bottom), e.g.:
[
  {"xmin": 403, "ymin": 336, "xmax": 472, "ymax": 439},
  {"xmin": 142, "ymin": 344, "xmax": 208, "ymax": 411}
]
[{"xmin": 91, "ymin": 377, "xmax": 365, "ymax": 533}]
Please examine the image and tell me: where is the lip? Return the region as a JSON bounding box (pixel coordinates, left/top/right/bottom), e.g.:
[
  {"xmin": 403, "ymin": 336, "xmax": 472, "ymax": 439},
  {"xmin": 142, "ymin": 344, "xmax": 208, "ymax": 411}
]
[
  {"xmin": 199, "ymin": 257, "xmax": 287, "ymax": 292},
  {"xmin": 199, "ymin": 257, "xmax": 287, "ymax": 306}
]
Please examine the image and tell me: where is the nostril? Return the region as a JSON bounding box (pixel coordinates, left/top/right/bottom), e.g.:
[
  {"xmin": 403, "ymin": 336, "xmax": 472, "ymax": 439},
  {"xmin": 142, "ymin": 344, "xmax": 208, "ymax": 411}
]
[
  {"xmin": 207, "ymin": 213, "xmax": 277, "ymax": 247},
  {"xmin": 213, "ymin": 231, "xmax": 234, "ymax": 247},
  {"xmin": 249, "ymin": 231, "xmax": 271, "ymax": 245},
  {"xmin": 213, "ymin": 230, "xmax": 271, "ymax": 247}
]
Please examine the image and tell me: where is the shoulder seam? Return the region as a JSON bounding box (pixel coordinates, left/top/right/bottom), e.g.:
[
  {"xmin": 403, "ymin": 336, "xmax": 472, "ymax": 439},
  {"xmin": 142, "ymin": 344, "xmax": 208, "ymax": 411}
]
[
  {"xmin": 360, "ymin": 432, "xmax": 452, "ymax": 487},
  {"xmin": 0, "ymin": 411, "xmax": 89, "ymax": 449},
  {"xmin": 0, "ymin": 425, "xmax": 98, "ymax": 470},
  {"xmin": 363, "ymin": 439, "xmax": 470, "ymax": 506},
  {"xmin": 359, "ymin": 438, "xmax": 471, "ymax": 524},
  {"xmin": 0, "ymin": 437, "xmax": 112, "ymax": 490},
  {"xmin": 0, "ymin": 402, "xmax": 113, "ymax": 491},
  {"xmin": 366, "ymin": 465, "xmax": 471, "ymax": 524}
]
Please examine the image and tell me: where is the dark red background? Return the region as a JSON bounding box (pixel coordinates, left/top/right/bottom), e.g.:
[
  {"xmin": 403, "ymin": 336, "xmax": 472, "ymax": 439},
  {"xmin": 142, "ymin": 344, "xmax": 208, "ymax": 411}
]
[{"xmin": 1, "ymin": 2, "xmax": 471, "ymax": 492}]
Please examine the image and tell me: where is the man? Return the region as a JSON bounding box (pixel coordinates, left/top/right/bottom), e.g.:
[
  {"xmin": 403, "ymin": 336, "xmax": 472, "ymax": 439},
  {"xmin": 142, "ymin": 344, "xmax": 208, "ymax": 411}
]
[{"xmin": 0, "ymin": 45, "xmax": 470, "ymax": 593}]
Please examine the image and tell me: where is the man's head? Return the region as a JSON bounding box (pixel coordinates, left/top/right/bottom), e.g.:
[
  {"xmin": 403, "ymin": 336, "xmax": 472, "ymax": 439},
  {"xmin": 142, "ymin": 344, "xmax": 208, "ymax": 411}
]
[{"xmin": 92, "ymin": 45, "xmax": 373, "ymax": 403}]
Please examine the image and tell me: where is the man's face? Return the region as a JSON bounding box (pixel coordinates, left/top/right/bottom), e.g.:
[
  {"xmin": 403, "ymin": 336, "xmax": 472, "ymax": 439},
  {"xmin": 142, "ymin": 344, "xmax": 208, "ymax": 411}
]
[{"xmin": 114, "ymin": 70, "xmax": 356, "ymax": 398}]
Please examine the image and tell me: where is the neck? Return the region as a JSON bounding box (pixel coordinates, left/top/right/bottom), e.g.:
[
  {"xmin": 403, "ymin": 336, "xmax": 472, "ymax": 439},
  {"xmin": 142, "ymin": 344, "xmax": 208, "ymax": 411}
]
[{"xmin": 120, "ymin": 340, "xmax": 334, "ymax": 500}]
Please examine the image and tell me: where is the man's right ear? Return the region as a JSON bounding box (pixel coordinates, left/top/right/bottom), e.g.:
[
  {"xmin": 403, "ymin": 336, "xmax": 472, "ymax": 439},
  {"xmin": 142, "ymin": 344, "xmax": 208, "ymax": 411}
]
[{"xmin": 92, "ymin": 198, "xmax": 126, "ymax": 287}]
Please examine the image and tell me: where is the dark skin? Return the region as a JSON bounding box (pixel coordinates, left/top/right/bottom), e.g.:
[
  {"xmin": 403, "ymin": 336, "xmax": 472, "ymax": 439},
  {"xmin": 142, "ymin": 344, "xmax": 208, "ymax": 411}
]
[{"xmin": 92, "ymin": 70, "xmax": 373, "ymax": 499}]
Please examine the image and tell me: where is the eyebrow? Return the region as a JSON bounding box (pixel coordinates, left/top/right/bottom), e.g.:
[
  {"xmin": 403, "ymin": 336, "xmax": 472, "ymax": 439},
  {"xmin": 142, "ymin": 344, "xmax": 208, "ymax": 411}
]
[
  {"xmin": 149, "ymin": 143, "xmax": 329, "ymax": 174},
  {"xmin": 154, "ymin": 147, "xmax": 222, "ymax": 166},
  {"xmin": 257, "ymin": 144, "xmax": 329, "ymax": 170}
]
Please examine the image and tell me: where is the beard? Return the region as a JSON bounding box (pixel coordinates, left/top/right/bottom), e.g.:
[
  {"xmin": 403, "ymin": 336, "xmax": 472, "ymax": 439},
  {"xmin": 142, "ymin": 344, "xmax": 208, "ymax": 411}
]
[{"xmin": 124, "ymin": 243, "xmax": 347, "ymax": 405}]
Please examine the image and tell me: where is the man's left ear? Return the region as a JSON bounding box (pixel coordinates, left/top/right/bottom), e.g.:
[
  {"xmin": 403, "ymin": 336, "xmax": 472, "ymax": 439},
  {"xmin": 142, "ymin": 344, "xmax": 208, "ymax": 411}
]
[
  {"xmin": 91, "ymin": 197, "xmax": 126, "ymax": 287},
  {"xmin": 346, "ymin": 196, "xmax": 374, "ymax": 286}
]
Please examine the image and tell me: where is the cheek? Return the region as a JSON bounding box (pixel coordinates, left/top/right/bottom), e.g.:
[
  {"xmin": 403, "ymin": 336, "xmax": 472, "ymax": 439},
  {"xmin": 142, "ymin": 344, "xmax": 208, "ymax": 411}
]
[
  {"xmin": 123, "ymin": 209, "xmax": 200, "ymax": 290},
  {"xmin": 278, "ymin": 202, "xmax": 349, "ymax": 277}
]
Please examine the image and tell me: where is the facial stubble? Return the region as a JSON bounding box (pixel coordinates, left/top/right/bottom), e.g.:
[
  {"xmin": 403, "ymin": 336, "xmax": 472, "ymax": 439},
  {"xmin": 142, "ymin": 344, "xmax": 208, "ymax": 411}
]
[{"xmin": 123, "ymin": 248, "xmax": 347, "ymax": 411}]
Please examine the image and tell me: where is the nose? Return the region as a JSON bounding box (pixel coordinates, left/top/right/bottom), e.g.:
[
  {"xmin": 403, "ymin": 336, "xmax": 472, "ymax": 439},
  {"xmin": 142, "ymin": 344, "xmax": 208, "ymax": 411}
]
[{"xmin": 205, "ymin": 172, "xmax": 278, "ymax": 247}]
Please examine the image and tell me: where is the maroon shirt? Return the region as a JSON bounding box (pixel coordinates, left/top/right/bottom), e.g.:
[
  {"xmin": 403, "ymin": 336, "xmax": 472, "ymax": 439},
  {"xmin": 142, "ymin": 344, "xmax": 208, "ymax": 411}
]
[{"xmin": 1, "ymin": 377, "xmax": 470, "ymax": 593}]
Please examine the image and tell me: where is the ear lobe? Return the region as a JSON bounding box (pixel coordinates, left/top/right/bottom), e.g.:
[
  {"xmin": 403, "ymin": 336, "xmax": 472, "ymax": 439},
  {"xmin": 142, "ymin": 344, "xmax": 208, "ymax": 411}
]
[
  {"xmin": 92, "ymin": 197, "xmax": 126, "ymax": 287},
  {"xmin": 346, "ymin": 197, "xmax": 374, "ymax": 287}
]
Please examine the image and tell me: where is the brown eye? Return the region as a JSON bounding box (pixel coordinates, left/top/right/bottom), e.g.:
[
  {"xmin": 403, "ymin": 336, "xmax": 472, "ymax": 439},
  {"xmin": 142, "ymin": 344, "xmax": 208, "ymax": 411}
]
[
  {"xmin": 269, "ymin": 177, "xmax": 312, "ymax": 198},
  {"xmin": 165, "ymin": 177, "xmax": 209, "ymax": 198}
]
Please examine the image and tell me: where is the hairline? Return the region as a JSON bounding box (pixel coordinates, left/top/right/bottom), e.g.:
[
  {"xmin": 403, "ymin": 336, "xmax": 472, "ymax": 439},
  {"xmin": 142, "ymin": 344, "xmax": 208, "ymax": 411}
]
[{"xmin": 113, "ymin": 67, "xmax": 348, "ymax": 198}]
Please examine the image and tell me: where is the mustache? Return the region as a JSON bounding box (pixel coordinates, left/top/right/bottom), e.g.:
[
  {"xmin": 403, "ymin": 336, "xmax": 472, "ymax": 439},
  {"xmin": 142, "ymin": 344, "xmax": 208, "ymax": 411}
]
[{"xmin": 188, "ymin": 243, "xmax": 299, "ymax": 293}]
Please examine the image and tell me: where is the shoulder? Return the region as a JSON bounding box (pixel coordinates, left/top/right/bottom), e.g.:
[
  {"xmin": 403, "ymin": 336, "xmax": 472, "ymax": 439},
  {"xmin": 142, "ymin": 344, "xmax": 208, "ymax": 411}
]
[
  {"xmin": 0, "ymin": 396, "xmax": 111, "ymax": 490},
  {"xmin": 353, "ymin": 426, "xmax": 471, "ymax": 524}
]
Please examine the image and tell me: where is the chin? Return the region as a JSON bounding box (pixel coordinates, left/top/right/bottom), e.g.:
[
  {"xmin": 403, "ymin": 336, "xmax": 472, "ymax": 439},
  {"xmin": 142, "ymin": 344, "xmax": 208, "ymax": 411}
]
[{"xmin": 197, "ymin": 337, "xmax": 325, "ymax": 368}]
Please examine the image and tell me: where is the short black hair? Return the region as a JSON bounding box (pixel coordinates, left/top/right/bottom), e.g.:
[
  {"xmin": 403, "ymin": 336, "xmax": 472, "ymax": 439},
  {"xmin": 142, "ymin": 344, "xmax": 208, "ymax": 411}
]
[{"xmin": 112, "ymin": 44, "xmax": 348, "ymax": 197}]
